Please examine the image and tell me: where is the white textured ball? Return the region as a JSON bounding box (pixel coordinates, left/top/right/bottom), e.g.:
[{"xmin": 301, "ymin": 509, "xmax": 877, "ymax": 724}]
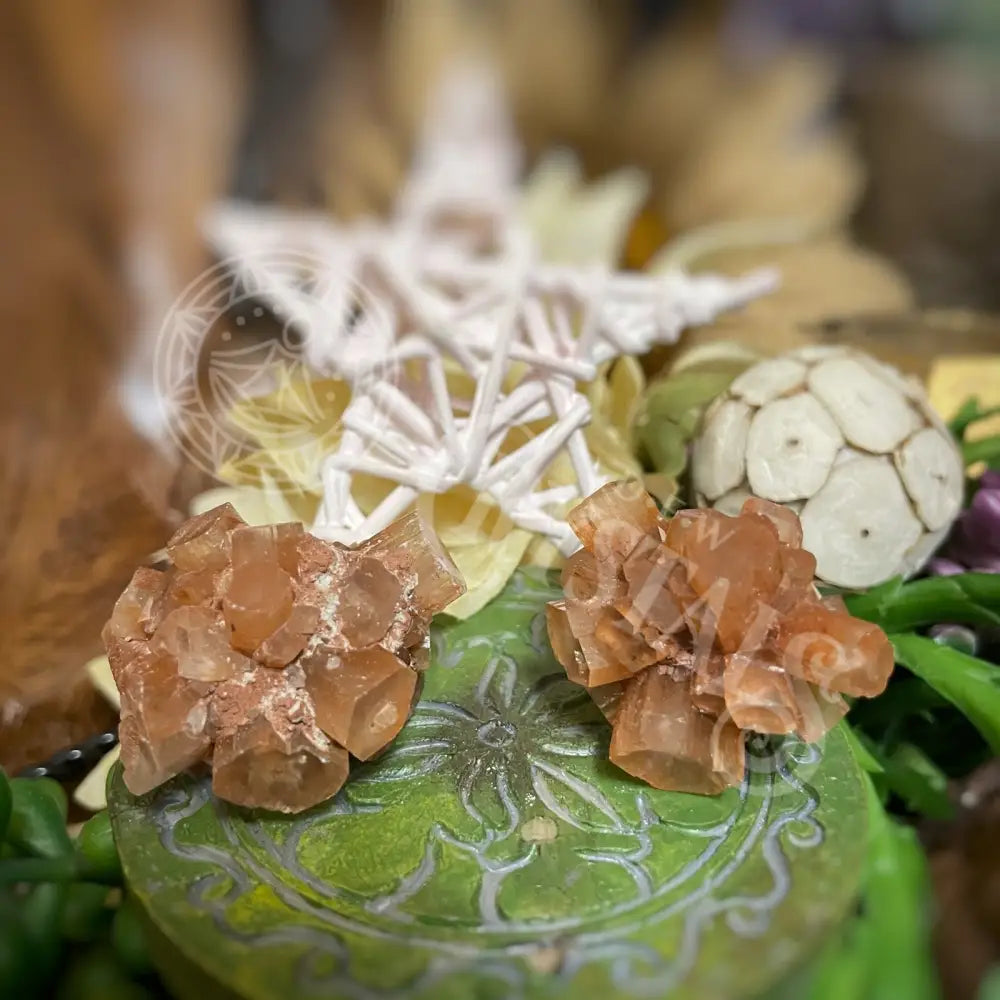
[{"xmin": 690, "ymin": 346, "xmax": 964, "ymax": 589}]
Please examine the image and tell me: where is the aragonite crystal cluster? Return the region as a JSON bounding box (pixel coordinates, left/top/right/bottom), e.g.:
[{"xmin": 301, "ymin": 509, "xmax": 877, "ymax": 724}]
[
  {"xmin": 103, "ymin": 504, "xmax": 465, "ymax": 812},
  {"xmin": 546, "ymin": 482, "xmax": 894, "ymax": 794}
]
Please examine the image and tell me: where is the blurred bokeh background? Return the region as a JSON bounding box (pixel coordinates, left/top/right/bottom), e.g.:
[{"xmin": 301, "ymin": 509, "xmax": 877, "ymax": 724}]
[{"xmin": 1, "ymin": 1, "xmax": 998, "ymax": 995}]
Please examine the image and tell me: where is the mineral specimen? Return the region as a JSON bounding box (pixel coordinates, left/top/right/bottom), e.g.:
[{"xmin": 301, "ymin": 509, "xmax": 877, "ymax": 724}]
[
  {"xmin": 689, "ymin": 347, "xmax": 964, "ymax": 588},
  {"xmin": 547, "ymin": 482, "xmax": 895, "ymax": 794},
  {"xmin": 103, "ymin": 504, "xmax": 465, "ymax": 812}
]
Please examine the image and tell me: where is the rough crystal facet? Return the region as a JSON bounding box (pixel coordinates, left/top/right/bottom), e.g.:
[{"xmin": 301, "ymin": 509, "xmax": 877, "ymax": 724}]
[
  {"xmin": 304, "ymin": 646, "xmax": 417, "ymax": 760},
  {"xmin": 254, "ymin": 603, "xmax": 321, "ymax": 669},
  {"xmin": 230, "ymin": 522, "xmax": 304, "ymax": 576},
  {"xmin": 117, "ymin": 650, "xmax": 211, "ymax": 795},
  {"xmin": 223, "ymin": 562, "xmax": 295, "ymax": 653},
  {"xmin": 775, "ymin": 599, "xmax": 895, "ymax": 697},
  {"xmin": 357, "ymin": 511, "xmax": 466, "ymax": 617},
  {"xmin": 609, "ymin": 668, "xmax": 744, "ymax": 795},
  {"xmin": 212, "ymin": 715, "xmax": 349, "ymax": 814},
  {"xmin": 105, "ymin": 503, "xmax": 465, "ymax": 812},
  {"xmin": 549, "ymin": 484, "xmax": 894, "ymax": 795},
  {"xmin": 151, "ymin": 606, "xmax": 252, "ymax": 682},
  {"xmin": 166, "ymin": 503, "xmax": 245, "ymax": 572},
  {"xmin": 338, "ymin": 558, "xmax": 403, "ymax": 648},
  {"xmin": 105, "ymin": 567, "xmax": 168, "ymax": 644}
]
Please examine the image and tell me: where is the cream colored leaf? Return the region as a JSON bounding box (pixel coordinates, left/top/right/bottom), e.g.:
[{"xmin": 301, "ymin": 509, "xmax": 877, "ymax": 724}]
[
  {"xmin": 655, "ymin": 237, "xmax": 913, "ymax": 360},
  {"xmin": 73, "ymin": 745, "xmax": 120, "ymax": 813},
  {"xmin": 189, "ymin": 482, "xmax": 318, "ymax": 526},
  {"xmin": 85, "ymin": 655, "xmax": 119, "ymax": 711},
  {"xmin": 520, "ymin": 150, "xmax": 648, "ymax": 266},
  {"xmin": 419, "ymin": 489, "xmax": 532, "ymax": 619}
]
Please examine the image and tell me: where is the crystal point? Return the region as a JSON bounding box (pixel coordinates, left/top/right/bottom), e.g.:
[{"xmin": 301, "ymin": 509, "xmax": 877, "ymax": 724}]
[
  {"xmin": 305, "ymin": 647, "xmax": 417, "ymax": 760},
  {"xmin": 338, "ymin": 557, "xmax": 403, "ymax": 648},
  {"xmin": 230, "ymin": 522, "xmax": 304, "ymax": 575},
  {"xmin": 609, "ymin": 668, "xmax": 742, "ymax": 794},
  {"xmin": 568, "ymin": 480, "xmax": 661, "ymax": 556},
  {"xmin": 212, "ymin": 715, "xmax": 349, "ymax": 813},
  {"xmin": 106, "ymin": 567, "xmax": 168, "ymax": 643},
  {"xmin": 723, "ymin": 653, "xmax": 800, "ymax": 735},
  {"xmin": 358, "ymin": 511, "xmax": 465, "ymax": 615},
  {"xmin": 254, "ymin": 603, "xmax": 321, "ymax": 669},
  {"xmin": 117, "ymin": 650, "xmax": 211, "ymax": 794},
  {"xmin": 223, "ymin": 562, "xmax": 294, "ymax": 653},
  {"xmin": 167, "ymin": 503, "xmax": 245, "ymax": 572},
  {"xmin": 152, "ymin": 606, "xmax": 251, "ymax": 682},
  {"xmin": 777, "ymin": 600, "xmax": 894, "ymax": 697}
]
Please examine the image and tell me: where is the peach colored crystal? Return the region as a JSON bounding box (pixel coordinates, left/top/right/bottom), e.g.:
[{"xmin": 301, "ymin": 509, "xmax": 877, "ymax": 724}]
[
  {"xmin": 103, "ymin": 505, "xmax": 465, "ymax": 812},
  {"xmin": 547, "ymin": 482, "xmax": 894, "ymax": 795}
]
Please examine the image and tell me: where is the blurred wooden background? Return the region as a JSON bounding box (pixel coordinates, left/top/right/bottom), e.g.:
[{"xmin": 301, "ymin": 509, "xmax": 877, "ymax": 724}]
[{"xmin": 0, "ymin": 3, "xmax": 997, "ymax": 991}]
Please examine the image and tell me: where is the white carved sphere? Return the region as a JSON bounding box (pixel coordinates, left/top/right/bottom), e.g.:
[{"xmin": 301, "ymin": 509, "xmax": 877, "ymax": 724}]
[{"xmin": 689, "ymin": 346, "xmax": 964, "ymax": 589}]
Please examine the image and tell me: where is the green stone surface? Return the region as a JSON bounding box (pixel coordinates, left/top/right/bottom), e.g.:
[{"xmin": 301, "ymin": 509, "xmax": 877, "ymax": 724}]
[{"xmin": 108, "ymin": 568, "xmax": 868, "ymax": 1000}]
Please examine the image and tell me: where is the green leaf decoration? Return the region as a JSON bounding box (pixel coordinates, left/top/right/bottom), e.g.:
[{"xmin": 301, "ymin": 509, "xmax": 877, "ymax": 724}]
[
  {"xmin": 635, "ymin": 344, "xmax": 757, "ymax": 478},
  {"xmin": 980, "ymin": 965, "xmax": 1000, "ymax": 1000},
  {"xmin": 838, "ymin": 724, "xmax": 884, "ymax": 776},
  {"xmin": 856, "ymin": 735, "xmax": 953, "ymax": 821},
  {"xmin": 889, "ymin": 633, "xmax": 1000, "ymax": 754},
  {"xmin": 948, "ymin": 397, "xmax": 1000, "ymax": 439},
  {"xmin": 963, "ymin": 435, "xmax": 1000, "ymax": 468},
  {"xmin": 794, "ymin": 777, "xmax": 939, "ymax": 1000},
  {"xmin": 109, "ymin": 569, "xmax": 868, "ymax": 1000},
  {"xmin": 845, "ymin": 574, "xmax": 1000, "ymax": 632}
]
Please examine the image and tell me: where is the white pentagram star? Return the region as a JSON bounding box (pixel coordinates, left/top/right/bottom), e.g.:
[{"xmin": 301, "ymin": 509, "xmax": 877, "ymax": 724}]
[{"xmin": 203, "ymin": 65, "xmax": 777, "ymax": 553}]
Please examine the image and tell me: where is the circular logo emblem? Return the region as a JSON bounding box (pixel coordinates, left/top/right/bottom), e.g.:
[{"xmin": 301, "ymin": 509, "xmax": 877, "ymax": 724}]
[{"xmin": 154, "ymin": 248, "xmax": 395, "ymax": 493}]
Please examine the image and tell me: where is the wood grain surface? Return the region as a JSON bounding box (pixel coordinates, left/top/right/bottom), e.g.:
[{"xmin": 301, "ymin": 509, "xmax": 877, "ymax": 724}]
[{"xmin": 0, "ymin": 0, "xmax": 244, "ymax": 771}]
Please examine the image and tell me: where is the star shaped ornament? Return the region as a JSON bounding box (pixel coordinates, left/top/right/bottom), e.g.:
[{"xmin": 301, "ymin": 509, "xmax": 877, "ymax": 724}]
[{"xmin": 204, "ymin": 65, "xmax": 776, "ymax": 554}]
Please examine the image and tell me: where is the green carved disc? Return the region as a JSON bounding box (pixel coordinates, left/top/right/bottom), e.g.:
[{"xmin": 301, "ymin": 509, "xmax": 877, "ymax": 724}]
[{"xmin": 108, "ymin": 569, "xmax": 868, "ymax": 1000}]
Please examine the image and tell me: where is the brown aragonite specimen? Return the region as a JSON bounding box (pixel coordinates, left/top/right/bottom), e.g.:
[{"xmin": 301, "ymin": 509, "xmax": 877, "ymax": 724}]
[
  {"xmin": 547, "ymin": 482, "xmax": 894, "ymax": 795},
  {"xmin": 103, "ymin": 504, "xmax": 465, "ymax": 812}
]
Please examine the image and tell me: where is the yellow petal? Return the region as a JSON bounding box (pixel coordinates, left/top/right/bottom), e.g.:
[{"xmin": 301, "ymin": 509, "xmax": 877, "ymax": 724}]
[
  {"xmin": 189, "ymin": 483, "xmax": 318, "ymax": 527},
  {"xmin": 602, "ymin": 356, "xmax": 645, "ymax": 439},
  {"xmin": 520, "ymin": 150, "xmax": 648, "ymax": 266},
  {"xmin": 223, "ymin": 367, "xmax": 350, "ymax": 492},
  {"xmin": 928, "ymin": 355, "xmax": 1000, "ymax": 439},
  {"xmin": 227, "ymin": 370, "xmax": 350, "ymax": 438},
  {"xmin": 522, "ymin": 534, "xmax": 564, "ymax": 571},
  {"xmin": 420, "ymin": 488, "xmax": 532, "ymax": 618}
]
